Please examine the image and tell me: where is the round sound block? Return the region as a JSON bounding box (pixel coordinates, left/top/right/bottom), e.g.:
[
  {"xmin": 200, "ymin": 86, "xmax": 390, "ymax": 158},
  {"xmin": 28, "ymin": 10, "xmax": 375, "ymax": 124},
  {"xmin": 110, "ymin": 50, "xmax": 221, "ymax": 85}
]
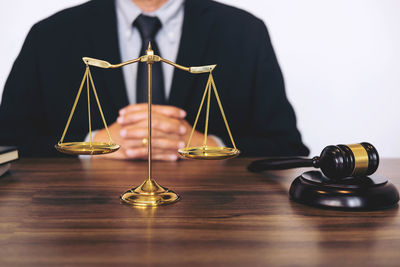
[{"xmin": 290, "ymin": 171, "xmax": 399, "ymax": 210}]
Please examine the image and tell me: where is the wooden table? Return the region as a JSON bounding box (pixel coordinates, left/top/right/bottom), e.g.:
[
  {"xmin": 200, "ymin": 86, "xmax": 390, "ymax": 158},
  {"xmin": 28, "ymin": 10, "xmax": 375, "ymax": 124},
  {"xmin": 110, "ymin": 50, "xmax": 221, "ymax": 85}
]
[{"xmin": 0, "ymin": 158, "xmax": 399, "ymax": 266}]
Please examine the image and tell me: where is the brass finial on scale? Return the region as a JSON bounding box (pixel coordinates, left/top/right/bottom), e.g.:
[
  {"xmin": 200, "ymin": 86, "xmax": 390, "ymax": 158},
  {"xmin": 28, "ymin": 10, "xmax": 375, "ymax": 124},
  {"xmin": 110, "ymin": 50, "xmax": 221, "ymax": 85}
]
[{"xmin": 56, "ymin": 41, "xmax": 240, "ymax": 206}]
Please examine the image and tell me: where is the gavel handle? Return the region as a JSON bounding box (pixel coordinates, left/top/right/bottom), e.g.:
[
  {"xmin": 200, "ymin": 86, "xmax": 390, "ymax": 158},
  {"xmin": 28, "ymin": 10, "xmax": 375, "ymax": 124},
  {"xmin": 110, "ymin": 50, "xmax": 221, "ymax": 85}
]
[{"xmin": 247, "ymin": 157, "xmax": 315, "ymax": 172}]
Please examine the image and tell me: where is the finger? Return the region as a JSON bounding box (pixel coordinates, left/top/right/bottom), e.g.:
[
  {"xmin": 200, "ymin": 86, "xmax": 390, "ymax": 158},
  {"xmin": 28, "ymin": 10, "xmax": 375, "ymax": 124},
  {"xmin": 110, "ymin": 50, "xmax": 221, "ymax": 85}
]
[
  {"xmin": 119, "ymin": 139, "xmax": 144, "ymax": 148},
  {"xmin": 120, "ymin": 127, "xmax": 166, "ymax": 139},
  {"xmin": 153, "ymin": 138, "xmax": 185, "ymax": 150},
  {"xmin": 124, "ymin": 147, "xmax": 147, "ymax": 158},
  {"xmin": 118, "ymin": 109, "xmax": 187, "ymax": 125},
  {"xmin": 119, "ymin": 103, "xmax": 147, "ymax": 115},
  {"xmin": 152, "ymin": 105, "xmax": 187, "ymax": 118},
  {"xmin": 117, "ymin": 110, "xmax": 148, "ymax": 125},
  {"xmin": 127, "ymin": 116, "xmax": 186, "ymax": 135},
  {"xmin": 119, "ymin": 104, "xmax": 186, "ymax": 119},
  {"xmin": 120, "ymin": 137, "xmax": 185, "ymax": 150},
  {"xmin": 120, "ymin": 126, "xmax": 182, "ymax": 139}
]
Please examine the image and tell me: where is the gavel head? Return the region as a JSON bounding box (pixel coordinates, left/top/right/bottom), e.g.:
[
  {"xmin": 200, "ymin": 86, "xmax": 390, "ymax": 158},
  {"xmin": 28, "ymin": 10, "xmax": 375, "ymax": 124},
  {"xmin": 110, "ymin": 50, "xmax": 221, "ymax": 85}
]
[{"xmin": 315, "ymin": 142, "xmax": 379, "ymax": 179}]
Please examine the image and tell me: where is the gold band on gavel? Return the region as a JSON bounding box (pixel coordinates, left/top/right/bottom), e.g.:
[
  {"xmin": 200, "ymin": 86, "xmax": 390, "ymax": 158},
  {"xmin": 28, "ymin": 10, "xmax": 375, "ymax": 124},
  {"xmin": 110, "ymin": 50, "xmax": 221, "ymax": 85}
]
[{"xmin": 347, "ymin": 144, "xmax": 369, "ymax": 176}]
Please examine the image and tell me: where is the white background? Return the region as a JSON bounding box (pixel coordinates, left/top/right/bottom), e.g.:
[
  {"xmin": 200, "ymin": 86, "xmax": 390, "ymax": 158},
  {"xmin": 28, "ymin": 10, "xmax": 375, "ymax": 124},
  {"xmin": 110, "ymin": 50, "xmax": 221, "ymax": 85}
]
[{"xmin": 0, "ymin": 0, "xmax": 399, "ymax": 157}]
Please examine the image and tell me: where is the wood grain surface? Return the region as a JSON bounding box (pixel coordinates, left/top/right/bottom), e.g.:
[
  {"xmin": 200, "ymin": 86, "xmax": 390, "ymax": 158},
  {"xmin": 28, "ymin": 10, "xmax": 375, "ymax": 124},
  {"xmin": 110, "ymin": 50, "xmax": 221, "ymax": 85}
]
[{"xmin": 0, "ymin": 158, "xmax": 399, "ymax": 266}]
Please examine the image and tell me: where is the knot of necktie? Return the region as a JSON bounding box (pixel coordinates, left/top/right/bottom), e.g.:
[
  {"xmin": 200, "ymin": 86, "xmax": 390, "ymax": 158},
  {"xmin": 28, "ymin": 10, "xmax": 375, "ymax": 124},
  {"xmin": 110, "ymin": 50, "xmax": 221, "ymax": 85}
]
[{"xmin": 133, "ymin": 14, "xmax": 162, "ymax": 43}]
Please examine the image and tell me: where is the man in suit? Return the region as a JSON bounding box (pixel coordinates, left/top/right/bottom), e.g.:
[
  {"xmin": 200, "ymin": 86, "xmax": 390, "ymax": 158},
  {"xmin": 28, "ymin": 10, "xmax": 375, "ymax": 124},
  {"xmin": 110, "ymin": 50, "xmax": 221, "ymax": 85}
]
[{"xmin": 0, "ymin": 0, "xmax": 309, "ymax": 159}]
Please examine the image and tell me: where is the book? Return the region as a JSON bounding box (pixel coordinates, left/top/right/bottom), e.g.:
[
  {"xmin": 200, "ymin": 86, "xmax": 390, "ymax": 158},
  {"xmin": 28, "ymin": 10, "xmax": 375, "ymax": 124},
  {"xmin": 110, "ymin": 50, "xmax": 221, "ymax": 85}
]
[{"xmin": 0, "ymin": 146, "xmax": 18, "ymax": 177}]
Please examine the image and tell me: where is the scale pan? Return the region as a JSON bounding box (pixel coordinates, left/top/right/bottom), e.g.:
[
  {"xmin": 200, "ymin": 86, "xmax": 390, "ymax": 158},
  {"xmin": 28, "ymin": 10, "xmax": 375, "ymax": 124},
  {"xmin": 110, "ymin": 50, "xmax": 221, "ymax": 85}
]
[
  {"xmin": 178, "ymin": 146, "xmax": 240, "ymax": 160},
  {"xmin": 55, "ymin": 142, "xmax": 120, "ymax": 155}
]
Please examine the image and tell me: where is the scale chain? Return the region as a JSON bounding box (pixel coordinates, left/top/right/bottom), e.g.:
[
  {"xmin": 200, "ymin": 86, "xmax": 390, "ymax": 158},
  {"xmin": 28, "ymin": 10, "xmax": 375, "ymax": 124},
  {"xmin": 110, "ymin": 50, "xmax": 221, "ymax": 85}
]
[
  {"xmin": 203, "ymin": 73, "xmax": 212, "ymax": 147},
  {"xmin": 87, "ymin": 68, "xmax": 113, "ymax": 144},
  {"xmin": 186, "ymin": 74, "xmax": 212, "ymax": 148},
  {"xmin": 87, "ymin": 67, "xmax": 92, "ymax": 145},
  {"xmin": 210, "ymin": 74, "xmax": 237, "ymax": 149}
]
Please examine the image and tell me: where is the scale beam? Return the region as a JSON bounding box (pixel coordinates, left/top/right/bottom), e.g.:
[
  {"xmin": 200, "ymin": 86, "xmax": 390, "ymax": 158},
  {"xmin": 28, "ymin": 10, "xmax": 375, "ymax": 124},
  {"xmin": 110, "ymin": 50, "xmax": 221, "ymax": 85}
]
[
  {"xmin": 82, "ymin": 57, "xmax": 142, "ymax": 69},
  {"xmin": 83, "ymin": 56, "xmax": 216, "ymax": 74}
]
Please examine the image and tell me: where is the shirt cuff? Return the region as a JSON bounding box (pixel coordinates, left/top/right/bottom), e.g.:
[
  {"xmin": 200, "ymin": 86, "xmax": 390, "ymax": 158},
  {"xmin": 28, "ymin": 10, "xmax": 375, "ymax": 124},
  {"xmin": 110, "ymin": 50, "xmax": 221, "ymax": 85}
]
[{"xmin": 209, "ymin": 135, "xmax": 225, "ymax": 147}]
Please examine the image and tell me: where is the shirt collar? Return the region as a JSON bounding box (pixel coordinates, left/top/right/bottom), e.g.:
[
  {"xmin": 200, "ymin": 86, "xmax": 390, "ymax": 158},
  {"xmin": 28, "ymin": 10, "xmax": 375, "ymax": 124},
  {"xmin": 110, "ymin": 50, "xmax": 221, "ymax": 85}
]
[{"xmin": 116, "ymin": 0, "xmax": 184, "ymax": 42}]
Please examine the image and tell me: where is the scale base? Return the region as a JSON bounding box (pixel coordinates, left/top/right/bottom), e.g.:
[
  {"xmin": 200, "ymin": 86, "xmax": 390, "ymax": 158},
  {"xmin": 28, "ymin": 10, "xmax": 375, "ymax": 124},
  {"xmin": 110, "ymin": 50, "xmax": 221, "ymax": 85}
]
[
  {"xmin": 178, "ymin": 146, "xmax": 240, "ymax": 160},
  {"xmin": 120, "ymin": 179, "xmax": 180, "ymax": 206},
  {"xmin": 290, "ymin": 171, "xmax": 399, "ymax": 210}
]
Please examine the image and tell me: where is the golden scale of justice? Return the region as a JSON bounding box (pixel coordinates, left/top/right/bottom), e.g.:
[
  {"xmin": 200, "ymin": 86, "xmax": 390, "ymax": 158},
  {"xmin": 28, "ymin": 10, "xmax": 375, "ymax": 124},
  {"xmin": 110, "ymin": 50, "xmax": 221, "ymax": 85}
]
[{"xmin": 55, "ymin": 42, "xmax": 240, "ymax": 206}]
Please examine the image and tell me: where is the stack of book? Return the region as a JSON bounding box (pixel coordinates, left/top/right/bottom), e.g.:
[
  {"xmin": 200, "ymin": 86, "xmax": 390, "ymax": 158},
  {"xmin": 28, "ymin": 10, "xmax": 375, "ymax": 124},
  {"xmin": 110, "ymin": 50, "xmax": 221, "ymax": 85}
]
[{"xmin": 0, "ymin": 146, "xmax": 18, "ymax": 177}]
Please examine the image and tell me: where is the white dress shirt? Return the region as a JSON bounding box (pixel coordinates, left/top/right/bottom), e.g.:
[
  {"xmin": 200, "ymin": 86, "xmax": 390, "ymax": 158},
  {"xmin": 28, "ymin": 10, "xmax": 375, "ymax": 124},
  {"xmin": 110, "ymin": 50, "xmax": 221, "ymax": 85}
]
[{"xmin": 116, "ymin": 0, "xmax": 184, "ymax": 104}]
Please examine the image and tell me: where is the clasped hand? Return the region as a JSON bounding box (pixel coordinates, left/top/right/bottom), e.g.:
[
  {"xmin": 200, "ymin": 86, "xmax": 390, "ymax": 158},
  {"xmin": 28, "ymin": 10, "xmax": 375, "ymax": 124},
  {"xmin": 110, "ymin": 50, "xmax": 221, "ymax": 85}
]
[{"xmin": 93, "ymin": 103, "xmax": 217, "ymax": 161}]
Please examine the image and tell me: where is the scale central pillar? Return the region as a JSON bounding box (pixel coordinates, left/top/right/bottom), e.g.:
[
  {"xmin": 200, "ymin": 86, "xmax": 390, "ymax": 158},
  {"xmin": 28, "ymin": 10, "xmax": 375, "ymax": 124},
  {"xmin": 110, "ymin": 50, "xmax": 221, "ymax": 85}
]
[{"xmin": 120, "ymin": 43, "xmax": 180, "ymax": 206}]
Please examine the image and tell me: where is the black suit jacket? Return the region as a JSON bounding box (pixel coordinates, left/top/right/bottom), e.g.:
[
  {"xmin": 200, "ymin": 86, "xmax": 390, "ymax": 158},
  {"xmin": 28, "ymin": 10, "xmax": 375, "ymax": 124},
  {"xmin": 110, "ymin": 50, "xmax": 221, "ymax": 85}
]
[{"xmin": 0, "ymin": 0, "xmax": 309, "ymax": 157}]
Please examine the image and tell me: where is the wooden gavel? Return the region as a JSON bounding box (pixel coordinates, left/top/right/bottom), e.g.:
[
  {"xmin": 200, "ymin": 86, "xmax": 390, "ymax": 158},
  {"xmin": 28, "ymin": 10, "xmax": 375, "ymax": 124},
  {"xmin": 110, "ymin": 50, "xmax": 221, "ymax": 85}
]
[{"xmin": 248, "ymin": 142, "xmax": 379, "ymax": 180}]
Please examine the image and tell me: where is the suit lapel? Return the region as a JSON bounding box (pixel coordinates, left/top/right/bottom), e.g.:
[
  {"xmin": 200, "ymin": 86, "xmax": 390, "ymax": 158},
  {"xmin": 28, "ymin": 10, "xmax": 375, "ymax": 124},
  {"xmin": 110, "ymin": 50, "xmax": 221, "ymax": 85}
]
[
  {"xmin": 87, "ymin": 0, "xmax": 129, "ymax": 111},
  {"xmin": 169, "ymin": 0, "xmax": 215, "ymax": 108}
]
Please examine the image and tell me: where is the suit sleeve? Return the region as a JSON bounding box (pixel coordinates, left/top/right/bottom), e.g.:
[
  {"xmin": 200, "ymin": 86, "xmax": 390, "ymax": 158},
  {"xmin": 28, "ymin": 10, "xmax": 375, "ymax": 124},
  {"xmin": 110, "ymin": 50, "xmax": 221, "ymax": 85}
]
[
  {"xmin": 0, "ymin": 24, "xmax": 61, "ymax": 157},
  {"xmin": 235, "ymin": 20, "xmax": 309, "ymax": 157}
]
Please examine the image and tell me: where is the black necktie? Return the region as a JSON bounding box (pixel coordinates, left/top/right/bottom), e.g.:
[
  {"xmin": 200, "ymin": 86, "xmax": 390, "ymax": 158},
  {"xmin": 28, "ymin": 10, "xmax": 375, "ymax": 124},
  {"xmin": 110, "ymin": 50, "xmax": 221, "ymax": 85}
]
[{"xmin": 134, "ymin": 14, "xmax": 166, "ymax": 104}]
